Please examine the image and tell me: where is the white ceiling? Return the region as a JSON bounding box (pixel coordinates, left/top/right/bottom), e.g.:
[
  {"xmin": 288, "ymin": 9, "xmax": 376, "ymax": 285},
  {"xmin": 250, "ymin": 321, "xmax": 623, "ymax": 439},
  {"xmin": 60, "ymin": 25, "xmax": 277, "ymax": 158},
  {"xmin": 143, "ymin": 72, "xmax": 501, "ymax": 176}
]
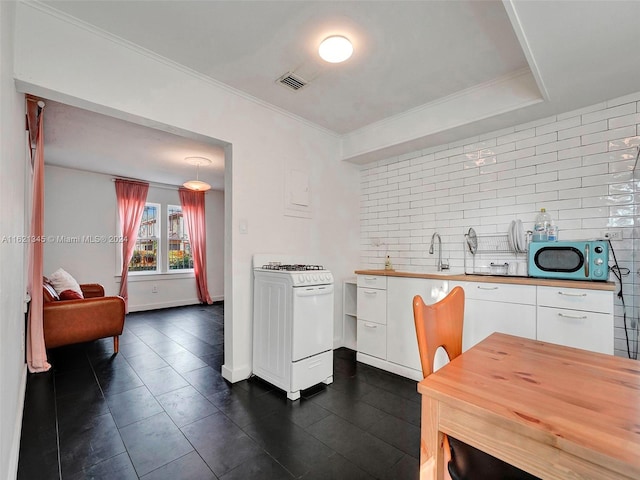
[{"xmin": 35, "ymin": 0, "xmax": 640, "ymax": 188}]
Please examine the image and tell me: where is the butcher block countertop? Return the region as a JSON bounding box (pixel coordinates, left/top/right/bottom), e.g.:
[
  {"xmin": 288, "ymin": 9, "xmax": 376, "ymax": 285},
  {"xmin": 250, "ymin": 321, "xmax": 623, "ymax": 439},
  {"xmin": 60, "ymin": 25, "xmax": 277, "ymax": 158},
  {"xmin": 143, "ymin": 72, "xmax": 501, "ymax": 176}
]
[{"xmin": 354, "ymin": 269, "xmax": 616, "ymax": 291}]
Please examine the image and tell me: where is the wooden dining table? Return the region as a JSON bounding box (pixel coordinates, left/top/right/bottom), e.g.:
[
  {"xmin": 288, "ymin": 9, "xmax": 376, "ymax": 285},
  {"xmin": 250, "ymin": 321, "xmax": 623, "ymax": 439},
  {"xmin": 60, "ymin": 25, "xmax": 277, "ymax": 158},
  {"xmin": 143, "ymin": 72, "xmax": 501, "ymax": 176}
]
[{"xmin": 417, "ymin": 332, "xmax": 640, "ymax": 480}]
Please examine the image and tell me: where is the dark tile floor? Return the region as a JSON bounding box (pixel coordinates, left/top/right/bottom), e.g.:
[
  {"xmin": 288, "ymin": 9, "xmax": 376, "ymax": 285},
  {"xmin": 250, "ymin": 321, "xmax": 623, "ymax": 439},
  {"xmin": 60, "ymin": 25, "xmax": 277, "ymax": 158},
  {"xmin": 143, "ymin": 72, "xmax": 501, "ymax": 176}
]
[{"xmin": 18, "ymin": 304, "xmax": 421, "ymax": 479}]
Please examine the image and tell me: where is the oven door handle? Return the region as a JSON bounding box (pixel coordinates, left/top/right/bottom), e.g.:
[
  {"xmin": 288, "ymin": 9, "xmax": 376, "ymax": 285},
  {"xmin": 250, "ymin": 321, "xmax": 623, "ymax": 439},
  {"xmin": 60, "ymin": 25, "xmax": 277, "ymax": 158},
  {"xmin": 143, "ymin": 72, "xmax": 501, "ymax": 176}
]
[{"xmin": 294, "ymin": 285, "xmax": 334, "ymax": 297}]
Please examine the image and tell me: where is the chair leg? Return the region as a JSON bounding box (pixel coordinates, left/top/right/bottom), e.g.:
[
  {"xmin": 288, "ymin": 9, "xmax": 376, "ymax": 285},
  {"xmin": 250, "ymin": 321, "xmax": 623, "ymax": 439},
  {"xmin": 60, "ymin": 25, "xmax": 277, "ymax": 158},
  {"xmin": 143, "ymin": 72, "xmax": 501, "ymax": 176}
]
[{"xmin": 113, "ymin": 335, "xmax": 119, "ymax": 353}]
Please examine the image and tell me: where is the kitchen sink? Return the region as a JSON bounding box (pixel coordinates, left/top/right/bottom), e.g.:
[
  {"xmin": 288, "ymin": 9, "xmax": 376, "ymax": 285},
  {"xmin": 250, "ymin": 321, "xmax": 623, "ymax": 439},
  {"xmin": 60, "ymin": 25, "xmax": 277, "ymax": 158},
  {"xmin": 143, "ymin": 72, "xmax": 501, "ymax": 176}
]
[{"xmin": 414, "ymin": 268, "xmax": 465, "ymax": 277}]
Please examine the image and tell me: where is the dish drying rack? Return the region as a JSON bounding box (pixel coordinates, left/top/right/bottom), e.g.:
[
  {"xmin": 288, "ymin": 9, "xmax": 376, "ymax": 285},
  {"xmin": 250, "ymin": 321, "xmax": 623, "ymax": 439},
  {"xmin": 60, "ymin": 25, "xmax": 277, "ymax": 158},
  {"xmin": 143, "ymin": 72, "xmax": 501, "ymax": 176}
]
[{"xmin": 464, "ymin": 233, "xmax": 528, "ymax": 275}]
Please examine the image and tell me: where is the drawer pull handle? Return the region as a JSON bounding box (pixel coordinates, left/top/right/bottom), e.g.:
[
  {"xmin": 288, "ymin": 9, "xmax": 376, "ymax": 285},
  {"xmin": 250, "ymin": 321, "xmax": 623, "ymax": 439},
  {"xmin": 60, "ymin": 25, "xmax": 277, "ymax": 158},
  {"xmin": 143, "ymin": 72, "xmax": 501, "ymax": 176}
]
[
  {"xmin": 364, "ymin": 323, "xmax": 377, "ymax": 329},
  {"xmin": 477, "ymin": 286, "xmax": 499, "ymax": 290},
  {"xmin": 558, "ymin": 313, "xmax": 588, "ymax": 320},
  {"xmin": 363, "ymin": 290, "xmax": 378, "ymax": 295},
  {"xmin": 364, "ymin": 276, "xmax": 377, "ymax": 282},
  {"xmin": 558, "ymin": 291, "xmax": 587, "ymax": 297}
]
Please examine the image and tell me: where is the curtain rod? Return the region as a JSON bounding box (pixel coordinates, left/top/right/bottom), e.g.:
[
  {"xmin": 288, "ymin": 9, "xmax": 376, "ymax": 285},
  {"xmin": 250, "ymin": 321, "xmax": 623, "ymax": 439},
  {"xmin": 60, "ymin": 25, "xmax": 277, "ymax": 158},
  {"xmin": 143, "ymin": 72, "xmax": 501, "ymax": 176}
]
[
  {"xmin": 110, "ymin": 177, "xmax": 212, "ymax": 193},
  {"xmin": 111, "ymin": 177, "xmax": 181, "ymax": 191}
]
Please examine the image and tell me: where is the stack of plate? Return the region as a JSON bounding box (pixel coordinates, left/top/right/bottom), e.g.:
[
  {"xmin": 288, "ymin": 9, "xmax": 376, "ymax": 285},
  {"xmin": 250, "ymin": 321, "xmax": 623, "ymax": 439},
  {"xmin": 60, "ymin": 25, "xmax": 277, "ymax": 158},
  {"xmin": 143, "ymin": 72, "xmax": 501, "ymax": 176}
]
[{"xmin": 508, "ymin": 220, "xmax": 527, "ymax": 253}]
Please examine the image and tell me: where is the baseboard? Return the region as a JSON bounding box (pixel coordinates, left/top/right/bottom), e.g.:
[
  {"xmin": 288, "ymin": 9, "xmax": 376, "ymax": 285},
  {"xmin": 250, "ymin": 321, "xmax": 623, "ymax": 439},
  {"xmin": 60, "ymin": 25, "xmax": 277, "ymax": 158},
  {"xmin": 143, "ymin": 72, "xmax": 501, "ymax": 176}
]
[
  {"xmin": 356, "ymin": 352, "xmax": 423, "ymax": 381},
  {"xmin": 128, "ymin": 295, "xmax": 224, "ymax": 313},
  {"xmin": 7, "ymin": 364, "xmax": 27, "ymax": 480},
  {"xmin": 221, "ymin": 363, "xmax": 252, "ymax": 383}
]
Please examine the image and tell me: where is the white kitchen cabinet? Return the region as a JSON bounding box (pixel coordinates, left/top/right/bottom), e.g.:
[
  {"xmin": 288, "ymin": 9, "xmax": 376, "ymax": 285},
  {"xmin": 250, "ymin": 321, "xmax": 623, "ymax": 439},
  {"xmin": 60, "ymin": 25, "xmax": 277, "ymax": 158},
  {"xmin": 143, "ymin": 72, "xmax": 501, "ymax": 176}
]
[
  {"xmin": 456, "ymin": 281, "xmax": 536, "ymax": 351},
  {"xmin": 386, "ymin": 277, "xmax": 451, "ymax": 374},
  {"xmin": 355, "ymin": 272, "xmax": 615, "ymax": 381},
  {"xmin": 356, "ymin": 275, "xmax": 387, "ymax": 359},
  {"xmin": 357, "ymin": 320, "xmax": 387, "ymax": 359},
  {"xmin": 537, "ymin": 286, "xmax": 613, "ymax": 354}
]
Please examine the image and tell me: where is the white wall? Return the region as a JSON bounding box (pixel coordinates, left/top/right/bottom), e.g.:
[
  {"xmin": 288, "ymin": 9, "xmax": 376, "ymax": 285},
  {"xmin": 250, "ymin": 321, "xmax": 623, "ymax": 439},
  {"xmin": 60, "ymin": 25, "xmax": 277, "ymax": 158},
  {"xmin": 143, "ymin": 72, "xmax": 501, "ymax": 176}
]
[
  {"xmin": 13, "ymin": 3, "xmax": 361, "ymax": 383},
  {"xmin": 44, "ymin": 166, "xmax": 225, "ymax": 310},
  {"xmin": 359, "ymin": 92, "xmax": 640, "ymax": 358},
  {"xmin": 0, "ymin": 2, "xmax": 28, "ymax": 478}
]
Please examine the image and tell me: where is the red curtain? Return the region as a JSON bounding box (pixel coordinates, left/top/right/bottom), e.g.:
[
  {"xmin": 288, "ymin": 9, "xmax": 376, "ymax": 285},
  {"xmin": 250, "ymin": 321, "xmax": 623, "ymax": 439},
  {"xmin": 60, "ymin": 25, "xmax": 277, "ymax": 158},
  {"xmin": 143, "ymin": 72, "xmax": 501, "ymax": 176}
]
[
  {"xmin": 115, "ymin": 179, "xmax": 149, "ymax": 312},
  {"xmin": 179, "ymin": 188, "xmax": 213, "ymax": 304},
  {"xmin": 26, "ymin": 103, "xmax": 50, "ymax": 373}
]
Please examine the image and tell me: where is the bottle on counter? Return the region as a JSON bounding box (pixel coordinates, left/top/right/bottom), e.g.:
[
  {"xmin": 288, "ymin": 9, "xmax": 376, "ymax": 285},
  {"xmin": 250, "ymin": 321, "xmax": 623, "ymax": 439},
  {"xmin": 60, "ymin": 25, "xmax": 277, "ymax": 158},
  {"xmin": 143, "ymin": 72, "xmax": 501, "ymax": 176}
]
[
  {"xmin": 533, "ymin": 208, "xmax": 552, "ymax": 242},
  {"xmin": 384, "ymin": 255, "xmax": 394, "ymax": 271}
]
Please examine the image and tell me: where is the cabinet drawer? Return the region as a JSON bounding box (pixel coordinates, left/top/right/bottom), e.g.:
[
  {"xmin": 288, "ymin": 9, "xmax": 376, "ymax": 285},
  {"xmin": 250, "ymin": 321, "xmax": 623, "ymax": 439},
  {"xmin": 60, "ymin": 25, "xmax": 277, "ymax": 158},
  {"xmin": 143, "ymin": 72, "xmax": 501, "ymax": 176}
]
[
  {"xmin": 357, "ymin": 320, "xmax": 387, "ymax": 359},
  {"xmin": 463, "ymin": 299, "xmax": 536, "ymax": 351},
  {"xmin": 464, "ymin": 282, "xmax": 536, "ymax": 305},
  {"xmin": 291, "ymin": 350, "xmax": 333, "ymax": 392},
  {"xmin": 357, "ymin": 287, "xmax": 387, "ymax": 324},
  {"xmin": 357, "ymin": 275, "xmax": 387, "ymax": 290},
  {"xmin": 537, "ymin": 306, "xmax": 613, "ymax": 354},
  {"xmin": 537, "ymin": 286, "xmax": 613, "ymax": 314}
]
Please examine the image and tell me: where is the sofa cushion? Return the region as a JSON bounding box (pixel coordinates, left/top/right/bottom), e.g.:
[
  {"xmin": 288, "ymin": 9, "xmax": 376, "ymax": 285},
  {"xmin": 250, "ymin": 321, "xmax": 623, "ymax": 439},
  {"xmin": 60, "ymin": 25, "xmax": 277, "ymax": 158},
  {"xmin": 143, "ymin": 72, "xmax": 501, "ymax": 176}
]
[
  {"xmin": 48, "ymin": 268, "xmax": 84, "ymax": 299},
  {"xmin": 59, "ymin": 289, "xmax": 83, "ymax": 301}
]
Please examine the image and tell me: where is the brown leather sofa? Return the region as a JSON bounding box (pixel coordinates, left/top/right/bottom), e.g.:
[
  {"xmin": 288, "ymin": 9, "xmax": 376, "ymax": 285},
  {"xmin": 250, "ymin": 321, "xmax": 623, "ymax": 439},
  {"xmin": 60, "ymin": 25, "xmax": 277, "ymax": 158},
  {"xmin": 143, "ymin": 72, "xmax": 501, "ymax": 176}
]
[{"xmin": 43, "ymin": 280, "xmax": 126, "ymax": 352}]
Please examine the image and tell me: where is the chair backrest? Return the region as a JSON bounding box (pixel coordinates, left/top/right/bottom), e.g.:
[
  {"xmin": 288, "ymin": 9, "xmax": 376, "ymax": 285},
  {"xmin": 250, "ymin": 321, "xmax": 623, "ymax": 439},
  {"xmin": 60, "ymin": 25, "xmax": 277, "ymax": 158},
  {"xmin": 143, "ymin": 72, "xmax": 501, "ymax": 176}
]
[{"xmin": 413, "ymin": 286, "xmax": 465, "ymax": 378}]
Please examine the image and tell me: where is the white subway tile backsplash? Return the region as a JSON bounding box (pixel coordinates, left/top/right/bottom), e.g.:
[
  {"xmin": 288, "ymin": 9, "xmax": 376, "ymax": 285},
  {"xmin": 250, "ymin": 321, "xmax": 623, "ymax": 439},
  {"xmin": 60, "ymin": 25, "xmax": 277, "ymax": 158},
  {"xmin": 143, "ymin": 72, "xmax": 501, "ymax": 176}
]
[
  {"xmin": 516, "ymin": 171, "xmax": 558, "ymax": 187},
  {"xmin": 582, "ymin": 125, "xmax": 637, "ymax": 146},
  {"xmin": 558, "ymin": 163, "xmax": 608, "ymax": 180},
  {"xmin": 559, "ymin": 184, "xmax": 608, "ymax": 200},
  {"xmin": 434, "ymin": 146, "xmax": 463, "ymax": 159},
  {"xmin": 536, "ymin": 137, "xmax": 581, "ymax": 155},
  {"xmin": 557, "ymin": 143, "xmax": 607, "ymax": 160},
  {"xmin": 583, "ymin": 171, "xmax": 633, "ymax": 187},
  {"xmin": 359, "ymin": 92, "xmax": 640, "ymax": 359},
  {"xmin": 514, "ymin": 115, "xmax": 557, "ymax": 132},
  {"xmin": 582, "ymin": 102, "xmax": 637, "ymax": 125},
  {"xmin": 515, "ymin": 151, "xmax": 557, "ymax": 169},
  {"xmin": 535, "ymin": 177, "xmax": 581, "ymax": 193},
  {"xmin": 478, "ymin": 125, "xmax": 515, "ymax": 141},
  {"xmin": 608, "ymin": 135, "xmax": 640, "ymax": 151},
  {"xmin": 497, "ymin": 164, "xmax": 535, "ymax": 180},
  {"xmin": 517, "ymin": 191, "xmax": 558, "ymax": 204},
  {"xmin": 516, "ymin": 132, "xmax": 557, "ymax": 150},
  {"xmin": 609, "ymin": 113, "xmax": 640, "ymax": 129},
  {"xmin": 536, "ymin": 156, "xmax": 581, "ymax": 174},
  {"xmin": 496, "ymin": 128, "xmax": 535, "ymax": 146},
  {"xmin": 557, "ymin": 120, "xmax": 607, "ymax": 141},
  {"xmin": 496, "ymin": 146, "xmax": 536, "ymax": 163},
  {"xmin": 607, "ymin": 91, "xmax": 640, "ymax": 107},
  {"xmin": 557, "ymin": 102, "xmax": 606, "ymax": 121}
]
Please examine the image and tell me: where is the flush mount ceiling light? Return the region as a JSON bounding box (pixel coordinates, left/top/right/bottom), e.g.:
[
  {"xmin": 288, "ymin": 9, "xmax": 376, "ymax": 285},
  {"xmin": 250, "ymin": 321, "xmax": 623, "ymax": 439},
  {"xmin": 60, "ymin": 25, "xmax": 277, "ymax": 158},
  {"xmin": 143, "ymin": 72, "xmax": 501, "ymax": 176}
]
[
  {"xmin": 318, "ymin": 35, "xmax": 353, "ymax": 63},
  {"xmin": 183, "ymin": 156, "xmax": 212, "ymax": 191}
]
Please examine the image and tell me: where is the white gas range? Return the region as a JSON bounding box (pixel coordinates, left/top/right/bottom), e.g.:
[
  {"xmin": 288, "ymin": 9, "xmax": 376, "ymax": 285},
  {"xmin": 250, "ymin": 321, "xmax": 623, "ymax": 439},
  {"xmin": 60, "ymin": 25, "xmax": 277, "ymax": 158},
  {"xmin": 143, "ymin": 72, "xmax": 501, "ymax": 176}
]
[{"xmin": 252, "ymin": 254, "xmax": 334, "ymax": 400}]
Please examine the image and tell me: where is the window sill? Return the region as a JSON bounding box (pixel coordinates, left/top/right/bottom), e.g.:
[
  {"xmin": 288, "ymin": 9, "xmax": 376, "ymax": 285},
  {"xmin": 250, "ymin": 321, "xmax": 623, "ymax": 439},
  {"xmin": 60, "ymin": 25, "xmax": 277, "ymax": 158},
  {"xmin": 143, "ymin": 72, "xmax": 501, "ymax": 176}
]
[{"xmin": 116, "ymin": 271, "xmax": 195, "ymax": 282}]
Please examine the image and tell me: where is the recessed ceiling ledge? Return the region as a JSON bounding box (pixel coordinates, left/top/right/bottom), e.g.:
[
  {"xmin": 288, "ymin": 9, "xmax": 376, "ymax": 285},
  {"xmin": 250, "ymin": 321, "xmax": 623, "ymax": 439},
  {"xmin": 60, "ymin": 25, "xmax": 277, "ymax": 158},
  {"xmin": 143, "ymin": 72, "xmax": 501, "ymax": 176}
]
[{"xmin": 340, "ymin": 69, "xmax": 543, "ymax": 165}]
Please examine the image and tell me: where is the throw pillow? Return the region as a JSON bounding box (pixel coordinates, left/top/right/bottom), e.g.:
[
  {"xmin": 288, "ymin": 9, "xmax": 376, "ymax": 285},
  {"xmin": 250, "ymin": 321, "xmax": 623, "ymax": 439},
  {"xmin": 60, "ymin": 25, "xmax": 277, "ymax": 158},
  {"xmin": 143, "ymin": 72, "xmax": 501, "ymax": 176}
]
[
  {"xmin": 42, "ymin": 277, "xmax": 60, "ymax": 302},
  {"xmin": 59, "ymin": 289, "xmax": 83, "ymax": 301},
  {"xmin": 48, "ymin": 268, "xmax": 84, "ymax": 298}
]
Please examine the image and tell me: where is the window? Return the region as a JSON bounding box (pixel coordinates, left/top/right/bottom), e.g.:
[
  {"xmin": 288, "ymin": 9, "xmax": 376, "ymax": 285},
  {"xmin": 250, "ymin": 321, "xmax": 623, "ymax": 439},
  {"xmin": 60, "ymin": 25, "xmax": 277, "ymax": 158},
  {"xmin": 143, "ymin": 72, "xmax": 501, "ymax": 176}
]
[
  {"xmin": 168, "ymin": 205, "xmax": 193, "ymax": 270},
  {"xmin": 128, "ymin": 203, "xmax": 160, "ymax": 272}
]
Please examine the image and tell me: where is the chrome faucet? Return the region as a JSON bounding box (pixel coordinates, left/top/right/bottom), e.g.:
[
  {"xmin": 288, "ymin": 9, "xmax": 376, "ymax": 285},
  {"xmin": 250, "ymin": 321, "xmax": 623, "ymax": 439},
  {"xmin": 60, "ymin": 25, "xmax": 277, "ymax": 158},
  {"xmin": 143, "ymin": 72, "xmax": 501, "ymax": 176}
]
[{"xmin": 429, "ymin": 232, "xmax": 449, "ymax": 271}]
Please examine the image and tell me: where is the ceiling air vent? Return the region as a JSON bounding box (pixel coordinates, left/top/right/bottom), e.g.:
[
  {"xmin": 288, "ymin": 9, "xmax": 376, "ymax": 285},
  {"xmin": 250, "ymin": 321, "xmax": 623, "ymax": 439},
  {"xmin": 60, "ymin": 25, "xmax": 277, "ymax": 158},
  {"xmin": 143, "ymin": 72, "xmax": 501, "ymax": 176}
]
[{"xmin": 277, "ymin": 72, "xmax": 308, "ymax": 91}]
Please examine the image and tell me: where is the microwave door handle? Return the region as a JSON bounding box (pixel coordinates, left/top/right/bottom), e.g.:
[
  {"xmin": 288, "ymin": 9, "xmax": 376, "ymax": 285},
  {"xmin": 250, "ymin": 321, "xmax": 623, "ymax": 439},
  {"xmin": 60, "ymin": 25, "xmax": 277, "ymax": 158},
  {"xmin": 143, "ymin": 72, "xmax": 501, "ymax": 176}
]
[{"xmin": 584, "ymin": 244, "xmax": 589, "ymax": 277}]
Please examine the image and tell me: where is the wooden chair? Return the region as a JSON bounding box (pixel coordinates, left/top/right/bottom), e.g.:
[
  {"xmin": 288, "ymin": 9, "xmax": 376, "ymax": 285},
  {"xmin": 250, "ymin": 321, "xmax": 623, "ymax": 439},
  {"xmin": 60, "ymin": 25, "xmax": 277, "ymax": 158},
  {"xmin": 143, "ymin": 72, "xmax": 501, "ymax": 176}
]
[{"xmin": 413, "ymin": 287, "xmax": 539, "ymax": 480}]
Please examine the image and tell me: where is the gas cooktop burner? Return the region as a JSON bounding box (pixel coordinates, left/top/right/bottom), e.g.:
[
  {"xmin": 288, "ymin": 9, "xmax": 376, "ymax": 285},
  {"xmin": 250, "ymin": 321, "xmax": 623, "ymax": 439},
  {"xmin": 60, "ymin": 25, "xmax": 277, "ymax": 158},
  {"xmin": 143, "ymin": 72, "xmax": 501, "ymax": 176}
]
[{"xmin": 261, "ymin": 264, "xmax": 324, "ymax": 271}]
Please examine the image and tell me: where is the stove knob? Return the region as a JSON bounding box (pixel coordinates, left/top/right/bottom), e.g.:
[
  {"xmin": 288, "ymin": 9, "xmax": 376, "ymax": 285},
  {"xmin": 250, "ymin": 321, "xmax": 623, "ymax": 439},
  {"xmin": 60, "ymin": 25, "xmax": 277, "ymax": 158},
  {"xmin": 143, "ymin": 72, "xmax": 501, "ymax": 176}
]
[
  {"xmin": 594, "ymin": 258, "xmax": 603, "ymax": 265},
  {"xmin": 312, "ymin": 274, "xmax": 318, "ymax": 282},
  {"xmin": 305, "ymin": 274, "xmax": 311, "ymax": 282}
]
